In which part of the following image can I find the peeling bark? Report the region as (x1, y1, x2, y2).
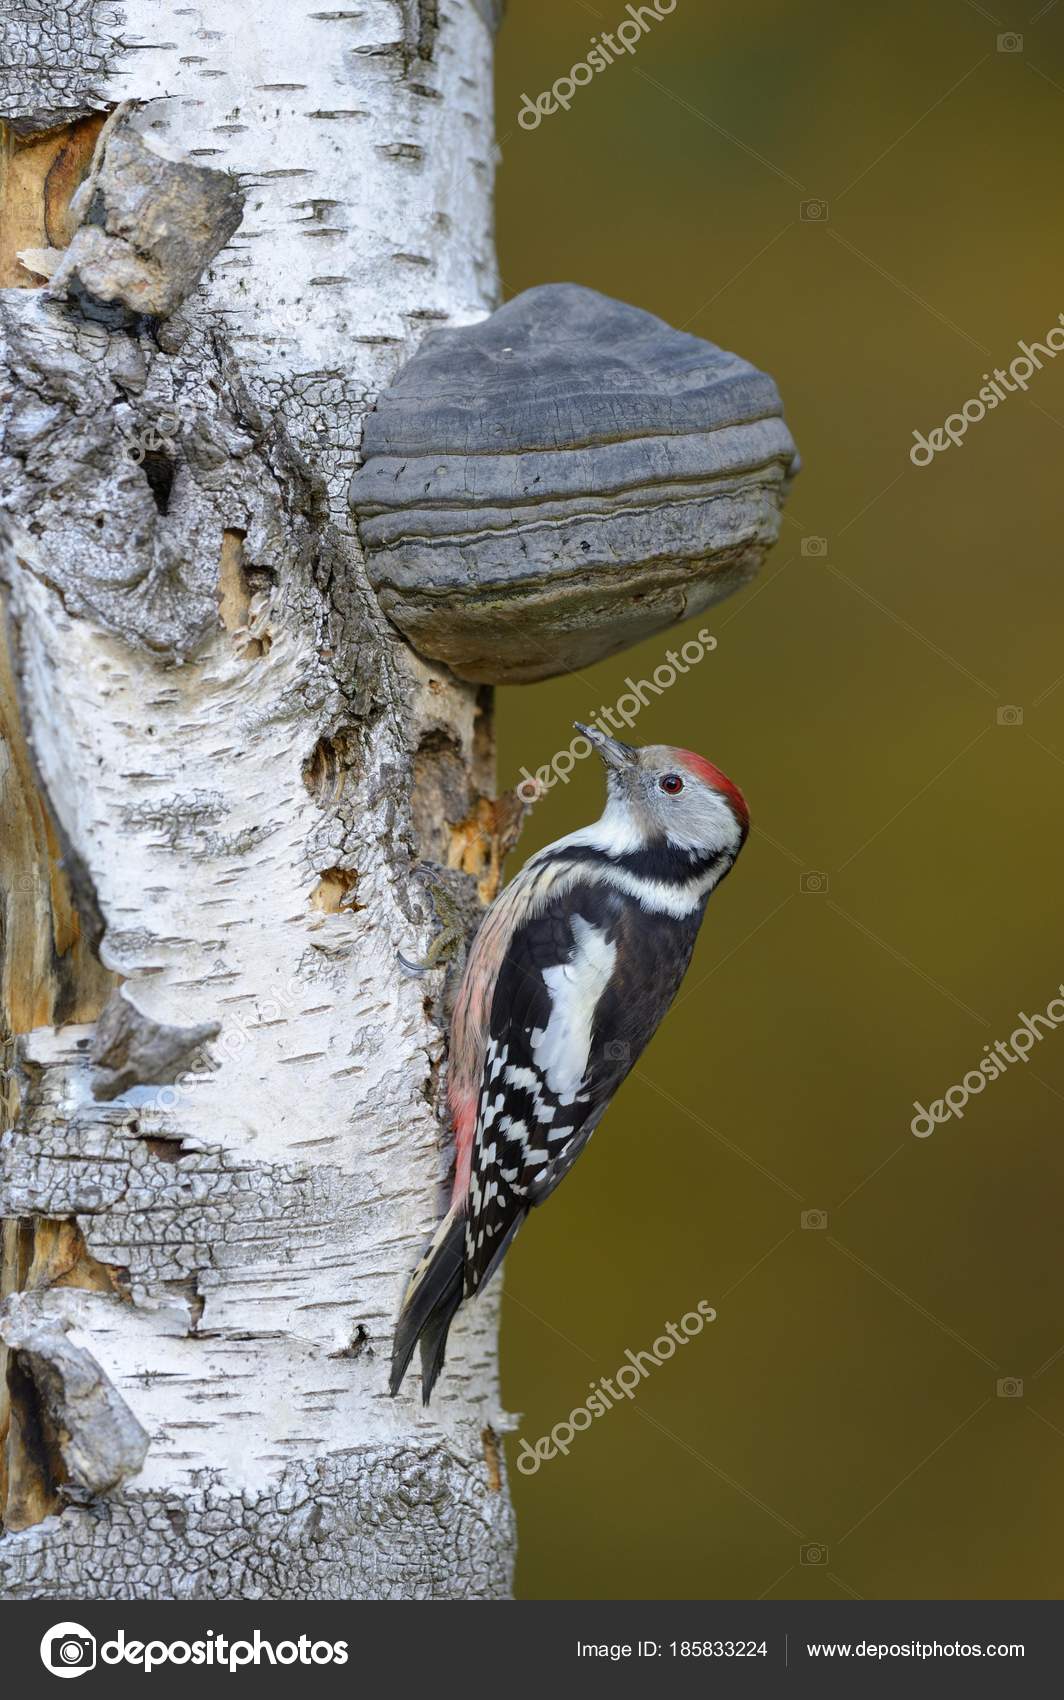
(1, 1289, 150, 1502)
(47, 120, 246, 323)
(0, 0, 514, 1600)
(89, 987, 221, 1103)
(1, 1218, 130, 1532)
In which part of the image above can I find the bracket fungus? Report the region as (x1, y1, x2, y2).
(349, 283, 799, 684)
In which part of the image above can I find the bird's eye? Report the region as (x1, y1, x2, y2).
(659, 774, 684, 795)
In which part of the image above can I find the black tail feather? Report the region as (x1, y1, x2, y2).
(389, 1210, 466, 1404)
(417, 1284, 463, 1406)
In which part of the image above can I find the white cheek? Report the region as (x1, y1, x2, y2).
(664, 793, 741, 855)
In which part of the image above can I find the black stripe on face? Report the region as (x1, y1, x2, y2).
(541, 841, 730, 886)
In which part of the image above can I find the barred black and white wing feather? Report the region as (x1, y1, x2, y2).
(464, 880, 702, 1294)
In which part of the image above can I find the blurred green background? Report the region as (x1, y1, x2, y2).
(492, 0, 1064, 1600)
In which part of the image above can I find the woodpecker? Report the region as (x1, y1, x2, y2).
(390, 724, 749, 1402)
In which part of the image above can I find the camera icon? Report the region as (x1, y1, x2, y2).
(997, 32, 1023, 53)
(800, 198, 829, 222)
(996, 1377, 1023, 1398)
(801, 537, 828, 558)
(800, 1541, 828, 1565)
(801, 1209, 828, 1231)
(800, 871, 829, 895)
(996, 705, 1023, 726)
(40, 1622, 97, 1678)
(604, 1040, 630, 1062)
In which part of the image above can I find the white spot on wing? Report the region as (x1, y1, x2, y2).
(530, 914, 615, 1104)
(503, 1063, 540, 1094)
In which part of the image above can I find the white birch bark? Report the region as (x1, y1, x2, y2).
(0, 0, 515, 1600)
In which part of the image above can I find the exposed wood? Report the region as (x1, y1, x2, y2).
(309, 868, 363, 914)
(1, 1218, 129, 1532)
(482, 1424, 502, 1494)
(448, 791, 528, 906)
(0, 589, 115, 1032)
(1, 569, 117, 1532)
(217, 528, 269, 658)
(0, 116, 104, 288)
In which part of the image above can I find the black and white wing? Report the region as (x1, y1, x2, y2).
(463, 879, 700, 1295)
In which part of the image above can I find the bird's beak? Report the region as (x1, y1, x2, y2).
(574, 722, 637, 771)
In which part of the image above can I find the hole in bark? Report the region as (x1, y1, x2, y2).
(218, 527, 249, 617)
(309, 867, 363, 914)
(482, 1426, 502, 1493)
(139, 448, 174, 515)
(133, 445, 173, 510)
(302, 732, 363, 806)
(329, 1325, 370, 1360)
(140, 1135, 187, 1164)
(217, 528, 269, 657)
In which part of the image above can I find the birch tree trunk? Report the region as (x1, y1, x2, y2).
(0, 0, 515, 1600)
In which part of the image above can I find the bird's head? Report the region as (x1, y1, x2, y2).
(574, 723, 748, 860)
